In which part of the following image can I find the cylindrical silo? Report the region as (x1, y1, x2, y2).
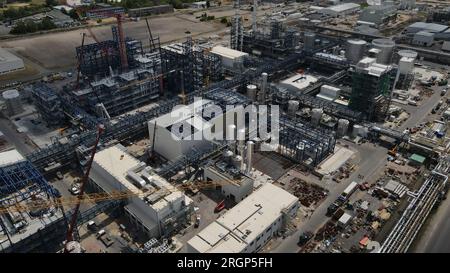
(246, 84, 257, 101)
(371, 38, 396, 65)
(345, 39, 367, 64)
(304, 32, 316, 51)
(288, 100, 299, 116)
(233, 155, 243, 171)
(2, 89, 22, 117)
(311, 108, 323, 125)
(246, 141, 254, 174)
(337, 119, 350, 137)
(224, 150, 234, 165)
(259, 72, 268, 104)
(397, 49, 418, 60)
(352, 124, 363, 138)
(237, 128, 246, 156)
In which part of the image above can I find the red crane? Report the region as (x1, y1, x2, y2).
(87, 8, 128, 71)
(64, 124, 104, 253)
(75, 32, 86, 90)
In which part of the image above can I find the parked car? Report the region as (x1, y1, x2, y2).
(194, 215, 201, 228)
(298, 231, 314, 247)
(68, 183, 81, 195)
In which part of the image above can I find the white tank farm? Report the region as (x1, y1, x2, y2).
(287, 100, 299, 116)
(337, 119, 350, 137)
(311, 108, 323, 125)
(371, 38, 395, 65)
(2, 89, 23, 116)
(246, 84, 257, 101)
(345, 39, 367, 64)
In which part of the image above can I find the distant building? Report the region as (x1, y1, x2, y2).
(191, 1, 207, 9)
(358, 4, 397, 28)
(13, 9, 76, 28)
(187, 183, 300, 253)
(0, 48, 24, 75)
(318, 3, 360, 17)
(128, 5, 174, 18)
(412, 31, 434, 47)
(405, 22, 448, 35)
(349, 57, 394, 121)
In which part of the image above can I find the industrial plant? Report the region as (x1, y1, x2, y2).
(0, 0, 449, 256)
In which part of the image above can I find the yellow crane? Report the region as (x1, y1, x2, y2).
(0, 180, 232, 215)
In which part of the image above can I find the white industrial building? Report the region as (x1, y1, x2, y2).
(0, 48, 24, 75)
(405, 22, 448, 35)
(89, 144, 193, 239)
(187, 183, 299, 253)
(316, 85, 341, 102)
(204, 160, 254, 203)
(210, 46, 248, 72)
(278, 73, 318, 93)
(412, 31, 434, 47)
(318, 3, 360, 17)
(357, 4, 397, 28)
(148, 99, 242, 162)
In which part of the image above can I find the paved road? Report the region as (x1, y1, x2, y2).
(0, 118, 36, 155)
(398, 85, 445, 130)
(272, 142, 388, 253)
(412, 189, 450, 253)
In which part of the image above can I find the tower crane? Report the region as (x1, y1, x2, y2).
(0, 180, 231, 215)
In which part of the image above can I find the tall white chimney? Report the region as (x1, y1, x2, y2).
(246, 141, 254, 174)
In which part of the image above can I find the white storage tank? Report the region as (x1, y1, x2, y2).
(2, 89, 22, 117)
(287, 100, 299, 116)
(246, 84, 257, 101)
(371, 38, 395, 65)
(311, 108, 323, 125)
(397, 49, 418, 60)
(352, 124, 366, 138)
(304, 32, 316, 51)
(345, 39, 367, 64)
(399, 57, 414, 75)
(337, 119, 350, 137)
(259, 72, 268, 103)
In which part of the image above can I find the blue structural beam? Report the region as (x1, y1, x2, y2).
(0, 161, 56, 205)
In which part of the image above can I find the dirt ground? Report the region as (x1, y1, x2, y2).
(0, 15, 223, 71)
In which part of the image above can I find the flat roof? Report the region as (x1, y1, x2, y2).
(324, 3, 360, 12)
(281, 74, 318, 91)
(415, 31, 435, 37)
(0, 48, 22, 63)
(211, 46, 248, 59)
(188, 183, 298, 253)
(410, 154, 426, 164)
(93, 145, 141, 193)
(408, 22, 448, 33)
(0, 149, 25, 167)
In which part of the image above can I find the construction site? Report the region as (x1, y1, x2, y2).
(0, 0, 449, 255)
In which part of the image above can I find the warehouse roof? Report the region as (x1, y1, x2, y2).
(415, 31, 435, 37)
(187, 183, 298, 253)
(324, 3, 360, 12)
(0, 149, 25, 167)
(211, 46, 248, 59)
(0, 48, 22, 63)
(408, 22, 448, 33)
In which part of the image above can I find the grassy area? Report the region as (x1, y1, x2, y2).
(0, 63, 40, 83)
